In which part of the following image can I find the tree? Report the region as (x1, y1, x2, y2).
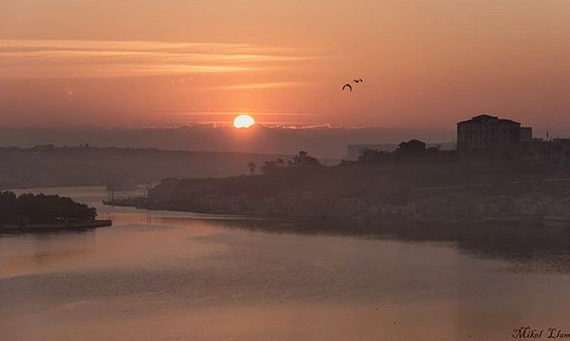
(396, 140, 427, 156)
(290, 151, 321, 168)
(276, 158, 286, 168)
(260, 161, 279, 174)
(247, 162, 257, 175)
(0, 191, 97, 225)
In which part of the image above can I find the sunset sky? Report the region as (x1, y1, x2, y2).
(1, 0, 570, 132)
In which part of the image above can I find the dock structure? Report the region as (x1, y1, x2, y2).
(0, 220, 112, 232)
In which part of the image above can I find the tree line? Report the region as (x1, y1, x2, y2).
(0, 191, 97, 225)
(247, 151, 321, 175)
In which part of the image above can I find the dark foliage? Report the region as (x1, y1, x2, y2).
(0, 191, 97, 225)
(354, 139, 457, 164)
(259, 151, 321, 174)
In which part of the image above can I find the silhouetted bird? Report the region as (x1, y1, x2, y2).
(342, 83, 353, 92)
(354, 79, 363, 83)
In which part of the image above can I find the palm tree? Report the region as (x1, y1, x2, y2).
(247, 162, 257, 175)
(276, 158, 285, 168)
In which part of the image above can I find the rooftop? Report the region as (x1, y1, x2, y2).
(458, 114, 521, 125)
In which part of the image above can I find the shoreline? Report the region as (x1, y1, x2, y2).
(103, 200, 570, 246)
(103, 199, 565, 229)
(0, 220, 112, 233)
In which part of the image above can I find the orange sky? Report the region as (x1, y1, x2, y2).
(1, 0, 570, 132)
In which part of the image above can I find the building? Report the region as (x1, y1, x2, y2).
(545, 138, 570, 165)
(511, 136, 570, 165)
(346, 144, 399, 161)
(346, 142, 456, 161)
(457, 114, 533, 159)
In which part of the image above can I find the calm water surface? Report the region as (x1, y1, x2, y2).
(2, 187, 570, 341)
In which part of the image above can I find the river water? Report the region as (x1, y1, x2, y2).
(2, 186, 570, 341)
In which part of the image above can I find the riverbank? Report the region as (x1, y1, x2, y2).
(103, 197, 570, 250)
(0, 220, 112, 233)
(104, 196, 564, 228)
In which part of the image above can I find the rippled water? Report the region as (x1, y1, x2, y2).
(2, 187, 570, 340)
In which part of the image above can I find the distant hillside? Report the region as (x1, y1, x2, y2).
(0, 145, 290, 190)
(0, 125, 454, 159)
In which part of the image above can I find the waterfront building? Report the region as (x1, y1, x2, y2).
(457, 114, 533, 159)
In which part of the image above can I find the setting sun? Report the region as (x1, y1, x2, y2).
(233, 115, 256, 129)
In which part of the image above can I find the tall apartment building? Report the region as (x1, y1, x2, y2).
(457, 114, 532, 158)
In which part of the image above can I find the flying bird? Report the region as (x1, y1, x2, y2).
(354, 79, 363, 83)
(342, 83, 353, 92)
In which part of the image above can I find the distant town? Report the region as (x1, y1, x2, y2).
(107, 114, 570, 230)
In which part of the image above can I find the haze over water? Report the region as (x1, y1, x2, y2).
(1, 187, 570, 340)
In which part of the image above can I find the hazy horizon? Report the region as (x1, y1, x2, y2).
(0, 124, 458, 159)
